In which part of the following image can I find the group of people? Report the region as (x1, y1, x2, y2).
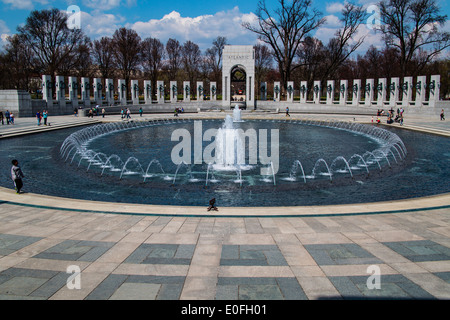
(36, 110, 49, 126)
(373, 108, 404, 125)
(174, 107, 184, 117)
(0, 110, 15, 125)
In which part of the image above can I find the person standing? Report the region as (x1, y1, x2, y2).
(102, 108, 106, 118)
(5, 110, 10, 125)
(9, 112, 14, 125)
(43, 110, 48, 126)
(11, 159, 24, 194)
(139, 107, 143, 117)
(36, 111, 41, 126)
(441, 109, 445, 121)
(0, 110, 4, 125)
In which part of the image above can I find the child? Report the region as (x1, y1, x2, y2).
(207, 198, 218, 212)
(11, 159, 24, 194)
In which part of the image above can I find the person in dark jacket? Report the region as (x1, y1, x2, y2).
(11, 159, 24, 194)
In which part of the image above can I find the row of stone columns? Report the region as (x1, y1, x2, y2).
(260, 75, 441, 107)
(42, 75, 218, 107)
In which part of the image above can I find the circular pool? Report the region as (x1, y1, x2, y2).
(0, 116, 449, 207)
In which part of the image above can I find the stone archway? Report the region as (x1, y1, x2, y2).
(222, 45, 255, 109)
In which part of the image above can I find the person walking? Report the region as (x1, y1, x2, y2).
(285, 107, 290, 117)
(9, 112, 14, 125)
(102, 108, 105, 118)
(139, 107, 143, 117)
(11, 159, 24, 194)
(440, 109, 445, 121)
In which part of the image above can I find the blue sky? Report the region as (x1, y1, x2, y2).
(1, 0, 449, 54)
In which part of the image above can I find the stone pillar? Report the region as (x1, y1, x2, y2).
(300, 81, 307, 104)
(402, 76, 413, 107)
(286, 81, 294, 103)
(157, 81, 165, 104)
(69, 77, 78, 108)
(55, 75, 66, 108)
(130, 80, 139, 105)
(247, 74, 255, 109)
(389, 77, 399, 107)
(183, 81, 191, 102)
(339, 80, 348, 105)
(352, 79, 361, 106)
(42, 75, 52, 105)
(106, 79, 114, 105)
(313, 81, 321, 104)
(169, 81, 177, 103)
(377, 78, 386, 107)
(118, 79, 127, 105)
(429, 75, 440, 107)
(365, 79, 374, 106)
(93, 78, 103, 106)
(260, 82, 267, 101)
(197, 82, 204, 101)
(274, 82, 281, 102)
(326, 80, 334, 105)
(144, 80, 152, 105)
(81, 77, 90, 107)
(415, 76, 426, 107)
(210, 82, 217, 101)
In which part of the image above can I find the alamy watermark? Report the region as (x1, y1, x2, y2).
(66, 265, 81, 290)
(367, 265, 381, 290)
(366, 4, 382, 31)
(66, 5, 81, 30)
(170, 120, 280, 175)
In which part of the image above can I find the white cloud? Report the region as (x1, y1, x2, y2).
(1, 0, 49, 10)
(326, 2, 345, 14)
(128, 6, 259, 50)
(82, 0, 121, 11)
(80, 11, 126, 38)
(0, 20, 10, 47)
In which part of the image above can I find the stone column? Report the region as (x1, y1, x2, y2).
(247, 74, 255, 109)
(169, 81, 177, 103)
(273, 82, 281, 102)
(402, 77, 413, 107)
(42, 75, 52, 105)
(376, 78, 386, 107)
(326, 80, 334, 105)
(260, 82, 267, 101)
(81, 77, 90, 107)
(286, 81, 294, 103)
(415, 76, 426, 107)
(339, 80, 348, 105)
(131, 80, 139, 105)
(300, 81, 307, 104)
(106, 79, 114, 105)
(352, 79, 361, 106)
(313, 81, 321, 104)
(55, 75, 66, 108)
(118, 79, 127, 105)
(157, 81, 165, 104)
(197, 82, 204, 101)
(210, 82, 217, 101)
(428, 75, 440, 107)
(144, 80, 152, 105)
(365, 79, 374, 106)
(69, 77, 78, 108)
(93, 78, 103, 106)
(183, 81, 191, 102)
(389, 77, 399, 107)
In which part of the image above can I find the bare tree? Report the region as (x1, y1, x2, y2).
(17, 8, 87, 78)
(243, 0, 325, 93)
(166, 38, 182, 81)
(92, 37, 116, 79)
(181, 40, 202, 93)
(142, 37, 165, 96)
(112, 27, 142, 89)
(321, 3, 367, 80)
(254, 43, 273, 96)
(378, 0, 450, 77)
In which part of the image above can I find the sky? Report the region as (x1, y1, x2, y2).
(0, 0, 449, 55)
